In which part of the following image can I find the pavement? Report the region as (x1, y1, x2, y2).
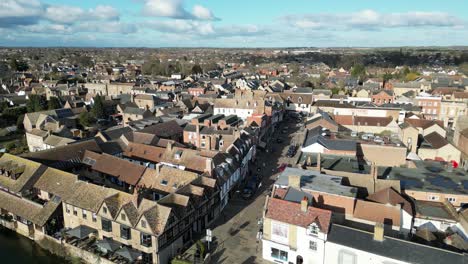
(208, 118, 303, 264)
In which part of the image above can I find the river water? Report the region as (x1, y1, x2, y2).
(0, 227, 69, 264)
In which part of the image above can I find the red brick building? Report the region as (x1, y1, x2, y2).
(371, 90, 394, 105)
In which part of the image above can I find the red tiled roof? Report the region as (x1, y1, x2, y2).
(353, 200, 401, 226)
(404, 118, 444, 129)
(266, 197, 332, 233)
(84, 150, 146, 186)
(424, 132, 449, 149)
(366, 187, 413, 215)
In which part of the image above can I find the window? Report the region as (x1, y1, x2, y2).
(160, 180, 168, 186)
(73, 207, 78, 216)
(141, 220, 147, 228)
(120, 225, 131, 240)
(448, 197, 456, 202)
(309, 241, 317, 251)
(65, 204, 70, 214)
(307, 223, 319, 236)
(103, 206, 108, 214)
(92, 213, 97, 222)
(141, 233, 152, 247)
(271, 248, 288, 261)
(434, 102, 438, 106)
(121, 213, 126, 221)
(338, 250, 356, 264)
(102, 219, 112, 232)
(82, 210, 87, 219)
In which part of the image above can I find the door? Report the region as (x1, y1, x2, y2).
(296, 255, 303, 264)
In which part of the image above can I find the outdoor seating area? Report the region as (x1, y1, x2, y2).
(56, 225, 146, 263)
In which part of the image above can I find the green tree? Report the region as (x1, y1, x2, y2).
(382, 73, 393, 82)
(26, 94, 46, 113)
(405, 72, 420, 82)
(47, 96, 62, 110)
(191, 64, 203, 75)
(0, 101, 9, 113)
(2, 106, 27, 124)
(459, 62, 468, 76)
(10, 59, 29, 72)
(16, 114, 24, 130)
(5, 142, 16, 152)
(79, 112, 95, 127)
(74, 56, 93, 68)
(301, 80, 314, 88)
(331, 88, 341, 95)
(92, 95, 105, 119)
(351, 64, 366, 80)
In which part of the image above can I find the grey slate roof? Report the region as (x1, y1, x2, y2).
(328, 224, 467, 264)
(303, 126, 356, 151)
(275, 167, 358, 197)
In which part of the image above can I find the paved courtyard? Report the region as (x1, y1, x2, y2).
(209, 118, 303, 264)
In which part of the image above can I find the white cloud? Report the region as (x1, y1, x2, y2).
(192, 5, 218, 21)
(45, 5, 119, 24)
(142, 0, 218, 20)
(0, 0, 43, 27)
(44, 6, 85, 24)
(144, 20, 214, 35)
(284, 10, 465, 30)
(88, 5, 119, 21)
(142, 0, 189, 18)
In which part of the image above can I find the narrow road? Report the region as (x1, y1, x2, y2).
(209, 117, 301, 264)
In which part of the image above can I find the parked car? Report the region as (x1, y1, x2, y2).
(286, 145, 297, 157)
(351, 131, 358, 137)
(373, 136, 384, 144)
(278, 163, 288, 172)
(242, 177, 258, 199)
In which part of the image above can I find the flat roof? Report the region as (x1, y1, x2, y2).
(383, 161, 468, 195)
(275, 167, 358, 198)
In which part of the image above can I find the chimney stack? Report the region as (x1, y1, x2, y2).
(317, 153, 321, 171)
(289, 175, 301, 189)
(301, 196, 308, 212)
(155, 163, 162, 175)
(373, 223, 384, 241)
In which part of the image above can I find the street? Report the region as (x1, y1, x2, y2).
(209, 117, 303, 264)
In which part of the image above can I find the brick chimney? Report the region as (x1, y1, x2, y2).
(205, 158, 214, 174)
(373, 223, 384, 241)
(301, 196, 308, 212)
(289, 175, 301, 189)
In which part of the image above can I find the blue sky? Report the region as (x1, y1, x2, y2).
(1, 0, 467, 47)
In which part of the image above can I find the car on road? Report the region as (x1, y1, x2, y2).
(242, 177, 258, 199)
(278, 163, 288, 172)
(286, 145, 297, 157)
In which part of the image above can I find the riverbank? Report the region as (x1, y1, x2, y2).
(0, 227, 70, 264)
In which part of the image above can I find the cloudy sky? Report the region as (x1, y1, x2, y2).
(0, 0, 467, 47)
